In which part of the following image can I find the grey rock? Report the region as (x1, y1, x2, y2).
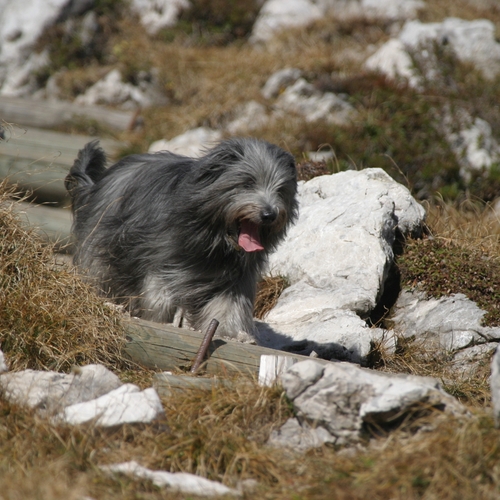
(451, 343, 498, 377)
(0, 349, 7, 373)
(226, 100, 269, 135)
(74, 68, 166, 109)
(129, 0, 191, 35)
(491, 346, 500, 426)
(148, 127, 223, 156)
(440, 107, 500, 183)
(251, 0, 424, 44)
(391, 290, 500, 351)
(55, 384, 165, 426)
(366, 18, 500, 86)
(281, 359, 325, 399)
(261, 68, 303, 100)
(0, 0, 69, 94)
(278, 359, 467, 446)
(250, 0, 324, 44)
(365, 38, 419, 87)
(268, 417, 337, 451)
(274, 78, 355, 125)
(0, 364, 122, 412)
(100, 460, 240, 497)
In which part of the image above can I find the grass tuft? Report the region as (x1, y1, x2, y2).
(0, 182, 132, 372)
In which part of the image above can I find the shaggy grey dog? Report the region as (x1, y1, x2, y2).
(65, 138, 298, 340)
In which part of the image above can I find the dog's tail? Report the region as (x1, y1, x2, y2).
(65, 140, 107, 209)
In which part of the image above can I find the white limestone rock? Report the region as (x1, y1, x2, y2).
(101, 460, 240, 497)
(251, 0, 424, 44)
(391, 290, 500, 351)
(0, 364, 122, 412)
(250, 0, 324, 44)
(55, 384, 164, 426)
(365, 38, 419, 87)
(276, 359, 467, 446)
(274, 78, 355, 125)
(0, 349, 8, 373)
(226, 100, 269, 135)
(268, 417, 337, 451)
(0, 0, 70, 94)
(261, 68, 303, 100)
(440, 107, 500, 183)
(366, 18, 500, 85)
(74, 69, 165, 110)
(260, 169, 425, 362)
(491, 346, 500, 426)
(451, 343, 498, 377)
(148, 127, 223, 156)
(130, 0, 191, 35)
(400, 18, 500, 80)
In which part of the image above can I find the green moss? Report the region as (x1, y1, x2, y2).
(35, 1, 126, 79)
(397, 237, 500, 326)
(159, 0, 261, 46)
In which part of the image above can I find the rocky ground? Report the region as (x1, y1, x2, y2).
(1, 0, 500, 498)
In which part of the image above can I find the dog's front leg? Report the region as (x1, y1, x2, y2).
(197, 292, 257, 343)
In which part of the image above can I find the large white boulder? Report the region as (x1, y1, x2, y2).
(260, 168, 425, 362)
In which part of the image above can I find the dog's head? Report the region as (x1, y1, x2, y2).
(196, 138, 298, 254)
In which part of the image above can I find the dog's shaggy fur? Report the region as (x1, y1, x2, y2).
(65, 138, 298, 339)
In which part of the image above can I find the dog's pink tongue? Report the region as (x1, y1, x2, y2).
(238, 220, 264, 252)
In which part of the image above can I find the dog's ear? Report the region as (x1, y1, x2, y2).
(196, 140, 244, 183)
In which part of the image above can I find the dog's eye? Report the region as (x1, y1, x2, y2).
(243, 181, 253, 189)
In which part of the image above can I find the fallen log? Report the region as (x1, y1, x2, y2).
(13, 201, 72, 250)
(123, 318, 320, 376)
(153, 373, 234, 398)
(0, 95, 137, 131)
(1, 126, 125, 203)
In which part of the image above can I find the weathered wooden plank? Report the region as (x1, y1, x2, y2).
(153, 373, 234, 398)
(0, 127, 125, 203)
(0, 95, 136, 131)
(13, 201, 72, 250)
(123, 318, 314, 376)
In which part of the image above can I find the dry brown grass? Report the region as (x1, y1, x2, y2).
(4, 1, 500, 497)
(425, 199, 500, 256)
(1, 185, 500, 498)
(2, 385, 500, 499)
(0, 183, 132, 372)
(254, 275, 289, 320)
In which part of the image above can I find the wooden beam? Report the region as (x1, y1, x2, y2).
(13, 201, 72, 250)
(0, 96, 136, 131)
(153, 373, 234, 398)
(1, 127, 125, 204)
(123, 318, 318, 376)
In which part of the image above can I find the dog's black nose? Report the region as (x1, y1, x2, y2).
(261, 209, 278, 224)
